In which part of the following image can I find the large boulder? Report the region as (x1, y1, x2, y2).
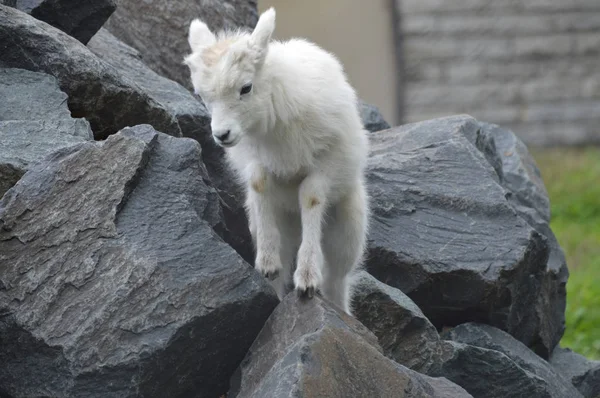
(352, 271, 442, 374)
(87, 28, 253, 263)
(480, 122, 568, 355)
(435, 340, 564, 398)
(229, 293, 472, 398)
(445, 323, 582, 398)
(104, 0, 259, 88)
(2, 0, 116, 44)
(366, 115, 561, 355)
(0, 68, 92, 197)
(0, 5, 180, 140)
(550, 347, 600, 398)
(0, 125, 278, 397)
(359, 100, 391, 132)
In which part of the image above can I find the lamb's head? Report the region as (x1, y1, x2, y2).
(184, 8, 276, 148)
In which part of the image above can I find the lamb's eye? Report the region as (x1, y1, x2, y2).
(240, 83, 253, 96)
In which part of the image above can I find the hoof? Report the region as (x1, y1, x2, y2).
(262, 269, 279, 281)
(296, 286, 316, 299)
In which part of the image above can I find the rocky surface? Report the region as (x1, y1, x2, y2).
(87, 27, 253, 263)
(445, 323, 582, 398)
(482, 122, 550, 221)
(104, 0, 259, 88)
(0, 125, 278, 397)
(352, 271, 441, 374)
(0, 5, 180, 140)
(351, 272, 579, 397)
(2, 0, 116, 44)
(359, 100, 391, 132)
(435, 340, 562, 398)
(0, 68, 92, 197)
(481, 121, 568, 356)
(365, 115, 560, 355)
(229, 293, 472, 398)
(550, 347, 600, 398)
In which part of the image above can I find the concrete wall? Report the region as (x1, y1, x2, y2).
(398, 0, 600, 146)
(258, 0, 400, 125)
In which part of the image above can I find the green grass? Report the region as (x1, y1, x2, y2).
(532, 147, 600, 360)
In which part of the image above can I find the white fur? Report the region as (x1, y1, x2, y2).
(184, 8, 369, 314)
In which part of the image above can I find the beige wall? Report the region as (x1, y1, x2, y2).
(259, 0, 399, 125)
(398, 0, 600, 146)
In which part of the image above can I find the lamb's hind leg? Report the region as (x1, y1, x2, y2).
(322, 183, 368, 314)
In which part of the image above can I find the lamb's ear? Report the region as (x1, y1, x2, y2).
(248, 8, 275, 64)
(188, 19, 216, 52)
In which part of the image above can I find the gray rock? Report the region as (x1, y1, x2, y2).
(445, 323, 582, 398)
(481, 122, 550, 222)
(350, 273, 563, 397)
(87, 27, 253, 263)
(359, 100, 391, 132)
(229, 293, 472, 398)
(366, 115, 557, 354)
(4, 0, 116, 44)
(480, 122, 568, 356)
(87, 28, 210, 138)
(0, 162, 22, 201)
(435, 340, 557, 398)
(104, 0, 259, 88)
(0, 68, 92, 197)
(459, 120, 504, 180)
(0, 5, 180, 140)
(0, 125, 278, 397)
(550, 347, 600, 398)
(352, 271, 442, 374)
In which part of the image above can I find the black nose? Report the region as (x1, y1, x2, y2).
(216, 130, 231, 141)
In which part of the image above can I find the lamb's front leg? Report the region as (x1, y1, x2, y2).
(294, 173, 328, 298)
(248, 166, 282, 280)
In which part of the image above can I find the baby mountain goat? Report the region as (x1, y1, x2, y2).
(184, 8, 369, 314)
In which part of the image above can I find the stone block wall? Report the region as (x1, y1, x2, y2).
(397, 0, 600, 146)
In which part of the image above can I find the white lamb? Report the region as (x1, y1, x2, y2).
(183, 7, 369, 314)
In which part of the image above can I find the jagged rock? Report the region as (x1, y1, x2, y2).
(2, 0, 116, 44)
(435, 340, 561, 398)
(481, 122, 550, 221)
(366, 115, 560, 354)
(481, 122, 568, 356)
(445, 323, 582, 398)
(87, 28, 253, 263)
(359, 100, 391, 132)
(104, 0, 259, 88)
(0, 125, 278, 398)
(350, 272, 568, 397)
(0, 5, 180, 140)
(352, 271, 441, 374)
(550, 347, 600, 398)
(87, 28, 210, 140)
(0, 68, 92, 197)
(229, 293, 472, 398)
